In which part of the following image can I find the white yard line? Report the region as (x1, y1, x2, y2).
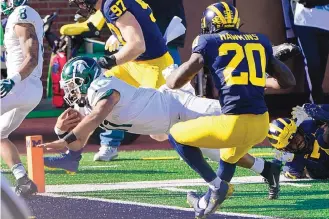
(40, 193, 277, 219)
(160, 187, 197, 193)
(45, 175, 313, 193)
(79, 165, 119, 169)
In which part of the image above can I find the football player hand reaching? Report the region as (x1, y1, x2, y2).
(55, 108, 83, 134)
(0, 79, 16, 98)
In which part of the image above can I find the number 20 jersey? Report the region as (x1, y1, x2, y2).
(192, 30, 274, 115)
(4, 5, 44, 78)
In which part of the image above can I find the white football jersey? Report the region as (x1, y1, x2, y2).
(87, 76, 172, 135)
(4, 5, 44, 78)
(85, 76, 222, 135)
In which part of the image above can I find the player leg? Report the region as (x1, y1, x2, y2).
(0, 77, 42, 197)
(93, 130, 123, 161)
(180, 94, 279, 198)
(169, 113, 269, 217)
(0, 108, 38, 197)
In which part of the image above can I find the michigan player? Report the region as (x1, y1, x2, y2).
(69, 0, 172, 88)
(165, 2, 296, 217)
(41, 57, 284, 198)
(0, 0, 44, 197)
(60, 0, 174, 163)
(269, 104, 329, 179)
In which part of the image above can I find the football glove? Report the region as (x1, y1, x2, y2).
(291, 105, 311, 126)
(105, 35, 120, 52)
(0, 79, 15, 98)
(274, 149, 295, 162)
(273, 43, 301, 62)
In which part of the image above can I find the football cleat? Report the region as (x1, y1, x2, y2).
(93, 146, 118, 162)
(263, 162, 281, 200)
(186, 192, 206, 219)
(15, 175, 38, 198)
(204, 181, 234, 216)
(44, 153, 81, 174)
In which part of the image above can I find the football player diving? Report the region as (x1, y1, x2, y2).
(164, 2, 296, 218)
(40, 54, 292, 200)
(52, 0, 175, 164)
(268, 104, 329, 179)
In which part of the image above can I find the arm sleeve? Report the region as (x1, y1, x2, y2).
(191, 35, 208, 58)
(87, 77, 115, 107)
(11, 6, 38, 25)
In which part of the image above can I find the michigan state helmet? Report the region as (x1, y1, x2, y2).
(60, 56, 101, 106)
(68, 0, 97, 15)
(201, 2, 240, 34)
(1, 0, 27, 15)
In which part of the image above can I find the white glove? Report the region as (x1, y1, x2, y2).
(105, 35, 120, 52)
(162, 64, 178, 80)
(274, 149, 294, 162)
(291, 105, 311, 126)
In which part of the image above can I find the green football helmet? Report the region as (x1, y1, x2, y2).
(1, 0, 27, 15)
(60, 56, 102, 106)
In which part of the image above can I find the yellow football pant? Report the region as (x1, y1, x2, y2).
(104, 52, 173, 88)
(170, 112, 269, 164)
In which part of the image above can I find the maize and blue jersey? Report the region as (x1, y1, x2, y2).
(101, 0, 167, 60)
(283, 119, 329, 179)
(192, 30, 273, 115)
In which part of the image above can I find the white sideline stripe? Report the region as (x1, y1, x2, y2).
(281, 183, 312, 187)
(45, 175, 313, 193)
(80, 165, 119, 169)
(40, 193, 277, 219)
(160, 187, 197, 193)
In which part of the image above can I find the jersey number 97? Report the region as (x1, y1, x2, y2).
(219, 43, 266, 87)
(110, 0, 156, 22)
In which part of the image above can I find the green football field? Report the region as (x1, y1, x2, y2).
(1, 148, 329, 219)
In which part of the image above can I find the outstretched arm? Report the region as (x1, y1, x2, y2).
(40, 91, 120, 151)
(166, 53, 204, 89)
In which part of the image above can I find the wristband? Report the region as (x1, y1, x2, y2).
(63, 131, 78, 144)
(9, 72, 22, 84)
(54, 126, 67, 135)
(98, 55, 117, 69)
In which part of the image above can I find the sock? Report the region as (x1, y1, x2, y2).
(260, 160, 272, 178)
(209, 177, 222, 190)
(251, 157, 265, 174)
(66, 149, 83, 158)
(216, 159, 236, 182)
(11, 163, 26, 180)
(168, 134, 217, 182)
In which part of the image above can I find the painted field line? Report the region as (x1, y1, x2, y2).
(250, 152, 274, 157)
(142, 156, 178, 160)
(45, 175, 313, 193)
(79, 165, 119, 169)
(40, 192, 277, 219)
(160, 187, 197, 193)
(281, 182, 312, 187)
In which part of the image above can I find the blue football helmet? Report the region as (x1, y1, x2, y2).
(268, 118, 313, 154)
(201, 2, 240, 34)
